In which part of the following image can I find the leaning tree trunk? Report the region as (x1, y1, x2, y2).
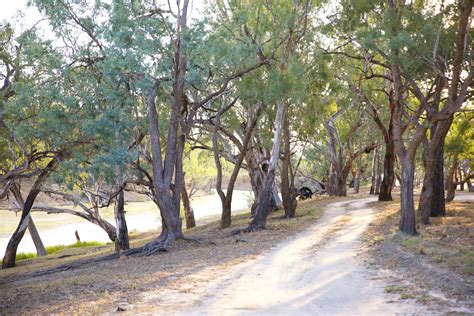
(2, 157, 60, 268)
(399, 160, 417, 235)
(181, 174, 196, 229)
(27, 218, 47, 257)
(114, 190, 129, 251)
(94, 216, 117, 242)
(446, 154, 458, 202)
(8, 183, 47, 257)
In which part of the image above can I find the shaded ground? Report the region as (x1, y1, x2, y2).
(1, 192, 472, 315)
(362, 192, 474, 314)
(133, 198, 427, 315)
(0, 194, 334, 314)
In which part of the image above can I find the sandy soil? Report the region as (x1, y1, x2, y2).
(130, 198, 427, 315)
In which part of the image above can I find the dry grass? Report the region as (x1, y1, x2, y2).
(0, 194, 344, 315)
(362, 195, 474, 311)
(365, 199, 474, 276)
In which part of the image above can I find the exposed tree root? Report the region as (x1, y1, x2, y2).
(2, 233, 217, 284)
(230, 226, 266, 235)
(182, 236, 217, 246)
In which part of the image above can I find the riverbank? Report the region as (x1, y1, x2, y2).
(0, 195, 333, 314)
(0, 190, 253, 257)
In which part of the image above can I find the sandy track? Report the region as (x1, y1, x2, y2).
(132, 198, 427, 315)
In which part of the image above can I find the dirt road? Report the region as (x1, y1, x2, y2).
(133, 198, 427, 315)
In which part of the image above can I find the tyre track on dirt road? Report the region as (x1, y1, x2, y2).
(133, 198, 428, 315)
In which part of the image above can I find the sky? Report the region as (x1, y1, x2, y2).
(0, 0, 205, 26)
(1, 0, 42, 26)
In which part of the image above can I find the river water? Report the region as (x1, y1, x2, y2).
(0, 190, 253, 257)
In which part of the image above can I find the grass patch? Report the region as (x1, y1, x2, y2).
(400, 292, 415, 300)
(16, 241, 105, 261)
(384, 285, 404, 293)
(445, 246, 474, 275)
(401, 236, 422, 250)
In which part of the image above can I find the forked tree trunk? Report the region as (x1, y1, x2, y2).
(153, 191, 183, 249)
(246, 100, 285, 231)
(114, 190, 129, 251)
(213, 103, 260, 228)
(245, 143, 278, 215)
(3, 157, 61, 268)
(8, 183, 47, 257)
(181, 174, 196, 229)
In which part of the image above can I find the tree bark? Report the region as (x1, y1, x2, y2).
(375, 151, 381, 195)
(246, 99, 285, 231)
(418, 0, 473, 222)
(181, 174, 196, 229)
(399, 160, 417, 235)
(379, 137, 395, 201)
(213, 102, 260, 228)
(446, 154, 458, 202)
(3, 157, 61, 268)
(281, 103, 297, 218)
(27, 218, 47, 257)
(114, 190, 129, 251)
(419, 142, 446, 223)
(369, 148, 377, 194)
(459, 169, 465, 190)
(245, 139, 278, 215)
(354, 151, 362, 194)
